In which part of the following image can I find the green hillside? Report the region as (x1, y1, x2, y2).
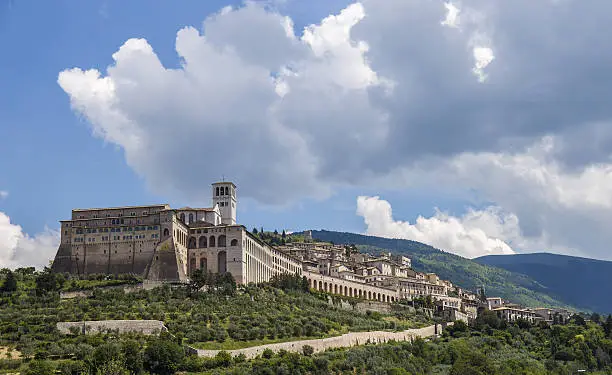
(308, 230, 573, 310)
(476, 253, 612, 313)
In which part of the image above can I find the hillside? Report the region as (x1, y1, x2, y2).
(475, 253, 612, 313)
(308, 230, 574, 310)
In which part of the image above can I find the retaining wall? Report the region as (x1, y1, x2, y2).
(194, 323, 452, 359)
(57, 320, 167, 335)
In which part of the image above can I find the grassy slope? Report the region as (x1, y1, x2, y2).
(309, 230, 574, 309)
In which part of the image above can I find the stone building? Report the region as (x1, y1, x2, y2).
(51, 182, 301, 284)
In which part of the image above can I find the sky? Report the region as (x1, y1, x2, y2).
(2, 0, 612, 268)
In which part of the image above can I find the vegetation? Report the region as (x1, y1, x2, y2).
(190, 311, 612, 374)
(0, 269, 429, 374)
(309, 230, 575, 310)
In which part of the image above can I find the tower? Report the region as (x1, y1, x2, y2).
(212, 182, 237, 225)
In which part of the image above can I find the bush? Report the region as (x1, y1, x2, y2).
(302, 345, 314, 356)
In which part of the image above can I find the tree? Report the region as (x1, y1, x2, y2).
(252, 228, 258, 234)
(590, 312, 601, 324)
(274, 229, 279, 236)
(478, 287, 487, 302)
(604, 315, 612, 338)
(1, 270, 17, 293)
(143, 339, 184, 375)
(302, 345, 314, 356)
(281, 230, 286, 239)
(24, 360, 55, 375)
(35, 267, 64, 295)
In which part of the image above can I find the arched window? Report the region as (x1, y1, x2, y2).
(218, 251, 227, 273)
(189, 213, 193, 223)
(200, 258, 207, 270)
(188, 237, 197, 249)
(218, 235, 226, 247)
(209, 236, 216, 247)
(199, 236, 207, 248)
(163, 228, 169, 237)
(180, 213, 185, 222)
(230, 239, 238, 246)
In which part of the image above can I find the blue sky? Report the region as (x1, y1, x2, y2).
(3, 0, 612, 267)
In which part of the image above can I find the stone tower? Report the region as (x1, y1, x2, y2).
(212, 182, 237, 225)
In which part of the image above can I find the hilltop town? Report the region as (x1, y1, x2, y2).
(49, 181, 572, 326)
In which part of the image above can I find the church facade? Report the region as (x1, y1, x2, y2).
(51, 182, 302, 283)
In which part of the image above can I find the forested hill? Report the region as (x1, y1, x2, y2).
(476, 253, 612, 314)
(307, 230, 573, 310)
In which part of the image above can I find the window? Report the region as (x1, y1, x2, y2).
(225, 186, 229, 195)
(216, 187, 220, 196)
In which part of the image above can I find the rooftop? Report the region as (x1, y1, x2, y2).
(72, 204, 170, 212)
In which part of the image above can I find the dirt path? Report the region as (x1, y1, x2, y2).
(194, 323, 449, 359)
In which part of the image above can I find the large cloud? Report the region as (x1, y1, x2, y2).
(58, 0, 612, 259)
(357, 196, 517, 258)
(0, 212, 59, 269)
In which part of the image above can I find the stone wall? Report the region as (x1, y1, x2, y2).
(57, 320, 167, 335)
(193, 323, 452, 359)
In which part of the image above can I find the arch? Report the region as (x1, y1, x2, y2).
(318, 281, 322, 290)
(188, 213, 194, 223)
(200, 257, 207, 270)
(377, 293, 381, 301)
(218, 235, 227, 247)
(324, 282, 328, 292)
(334, 284, 338, 294)
(189, 258, 196, 272)
(349, 287, 353, 297)
(188, 237, 197, 249)
(368, 291, 372, 300)
(218, 251, 227, 273)
(344, 286, 348, 296)
(199, 236, 207, 248)
(391, 297, 395, 303)
(163, 228, 169, 237)
(180, 213, 185, 222)
(209, 236, 216, 247)
(230, 239, 238, 246)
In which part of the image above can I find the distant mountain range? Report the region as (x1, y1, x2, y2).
(475, 253, 612, 314)
(307, 230, 611, 313)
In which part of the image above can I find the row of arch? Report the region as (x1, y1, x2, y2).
(307, 278, 396, 303)
(189, 251, 228, 274)
(161, 228, 238, 249)
(187, 235, 238, 249)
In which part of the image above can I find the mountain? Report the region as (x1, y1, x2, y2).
(475, 252, 612, 314)
(307, 230, 575, 310)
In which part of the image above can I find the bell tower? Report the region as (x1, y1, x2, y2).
(212, 182, 237, 225)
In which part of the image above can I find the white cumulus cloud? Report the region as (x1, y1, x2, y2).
(357, 196, 516, 258)
(0, 212, 60, 269)
(0, 191, 7, 200)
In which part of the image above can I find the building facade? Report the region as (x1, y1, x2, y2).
(51, 182, 301, 284)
